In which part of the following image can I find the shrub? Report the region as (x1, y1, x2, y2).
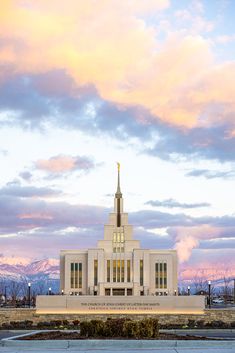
(188, 319, 196, 328)
(53, 320, 62, 327)
(80, 318, 159, 339)
(81, 320, 105, 337)
(196, 320, 205, 328)
(150, 318, 159, 338)
(123, 320, 139, 338)
(36, 321, 54, 328)
(1, 323, 13, 329)
(137, 318, 159, 338)
(210, 320, 227, 328)
(104, 318, 129, 337)
(73, 320, 80, 326)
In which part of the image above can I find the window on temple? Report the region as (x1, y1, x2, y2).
(117, 260, 121, 282)
(127, 260, 131, 282)
(79, 263, 82, 288)
(75, 263, 78, 288)
(113, 230, 125, 253)
(140, 259, 143, 286)
(113, 260, 117, 282)
(121, 260, 125, 282)
(155, 262, 167, 289)
(107, 260, 110, 282)
(70, 262, 82, 289)
(155, 263, 159, 288)
(163, 262, 167, 289)
(94, 259, 98, 286)
(70, 263, 74, 288)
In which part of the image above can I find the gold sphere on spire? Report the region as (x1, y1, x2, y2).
(117, 162, 120, 171)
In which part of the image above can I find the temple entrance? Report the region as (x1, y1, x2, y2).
(112, 288, 125, 296)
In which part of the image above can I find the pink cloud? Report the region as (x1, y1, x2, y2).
(19, 213, 53, 220)
(35, 155, 94, 174)
(173, 225, 224, 263)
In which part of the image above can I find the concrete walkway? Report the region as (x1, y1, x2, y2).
(0, 347, 235, 352)
(1, 338, 235, 353)
(1, 331, 235, 352)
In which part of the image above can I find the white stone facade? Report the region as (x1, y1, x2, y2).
(60, 167, 178, 296)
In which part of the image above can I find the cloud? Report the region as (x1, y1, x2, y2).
(169, 225, 234, 263)
(0, 188, 108, 235)
(0, 149, 8, 156)
(19, 171, 33, 181)
(146, 123, 235, 162)
(35, 154, 95, 175)
(145, 198, 210, 209)
(0, 184, 234, 260)
(0, 0, 235, 134)
(0, 184, 61, 198)
(1, 71, 235, 164)
(179, 248, 235, 283)
(186, 169, 235, 179)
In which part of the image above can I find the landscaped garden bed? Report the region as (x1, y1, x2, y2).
(15, 318, 217, 340)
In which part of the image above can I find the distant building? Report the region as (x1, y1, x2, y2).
(60, 164, 178, 296)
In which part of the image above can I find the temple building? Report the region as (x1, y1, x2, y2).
(60, 164, 178, 296)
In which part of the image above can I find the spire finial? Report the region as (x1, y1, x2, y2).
(115, 162, 122, 198)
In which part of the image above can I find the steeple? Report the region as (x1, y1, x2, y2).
(115, 162, 122, 227)
(115, 162, 122, 199)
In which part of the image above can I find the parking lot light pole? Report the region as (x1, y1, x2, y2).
(187, 286, 190, 296)
(208, 280, 211, 309)
(28, 283, 31, 308)
(49, 287, 52, 295)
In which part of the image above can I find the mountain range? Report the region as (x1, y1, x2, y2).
(0, 257, 234, 294)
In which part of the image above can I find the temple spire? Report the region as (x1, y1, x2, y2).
(115, 162, 122, 198)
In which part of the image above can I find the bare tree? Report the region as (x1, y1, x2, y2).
(8, 281, 22, 306)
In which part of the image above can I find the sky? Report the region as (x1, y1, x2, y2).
(0, 0, 235, 280)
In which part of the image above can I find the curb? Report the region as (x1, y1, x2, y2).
(2, 334, 235, 350)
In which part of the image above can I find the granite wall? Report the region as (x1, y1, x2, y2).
(0, 308, 235, 326)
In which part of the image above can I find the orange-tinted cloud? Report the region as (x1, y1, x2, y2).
(19, 213, 53, 220)
(35, 155, 94, 173)
(0, 0, 234, 129)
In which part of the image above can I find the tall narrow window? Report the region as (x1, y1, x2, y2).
(70, 263, 74, 288)
(159, 263, 163, 288)
(113, 260, 117, 282)
(107, 260, 110, 282)
(155, 263, 159, 288)
(127, 260, 130, 282)
(117, 260, 120, 282)
(140, 259, 143, 286)
(94, 259, 98, 286)
(79, 263, 82, 288)
(163, 262, 167, 289)
(121, 260, 124, 282)
(74, 263, 78, 288)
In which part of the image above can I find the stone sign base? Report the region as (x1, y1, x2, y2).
(36, 295, 205, 315)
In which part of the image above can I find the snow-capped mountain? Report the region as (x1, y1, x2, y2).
(0, 257, 59, 281)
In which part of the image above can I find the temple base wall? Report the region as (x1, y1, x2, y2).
(1, 308, 235, 326)
(36, 295, 205, 315)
